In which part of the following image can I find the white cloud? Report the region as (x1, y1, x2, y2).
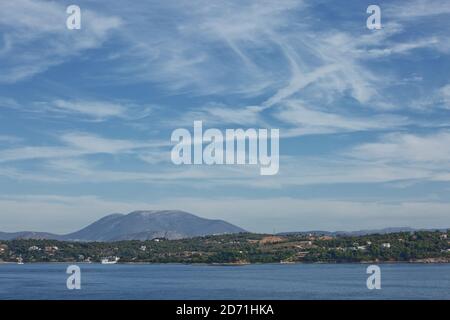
(386, 0, 450, 19)
(276, 158, 432, 186)
(0, 132, 165, 163)
(410, 83, 450, 111)
(274, 100, 409, 136)
(173, 104, 264, 126)
(172, 197, 450, 232)
(0, 146, 82, 163)
(60, 132, 148, 153)
(346, 131, 450, 164)
(365, 37, 441, 57)
(0, 0, 122, 82)
(48, 100, 127, 119)
(109, 0, 389, 105)
(437, 84, 450, 108)
(0, 129, 447, 190)
(0, 135, 22, 144)
(1, 97, 153, 121)
(107, 0, 301, 95)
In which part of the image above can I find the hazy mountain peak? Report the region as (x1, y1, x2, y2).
(0, 210, 246, 241)
(100, 213, 125, 220)
(63, 210, 245, 241)
(129, 210, 191, 216)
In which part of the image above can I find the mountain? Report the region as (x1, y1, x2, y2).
(278, 227, 447, 237)
(3, 213, 444, 242)
(0, 231, 61, 240)
(336, 227, 418, 236)
(0, 210, 246, 241)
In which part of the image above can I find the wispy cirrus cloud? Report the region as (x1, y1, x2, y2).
(346, 130, 450, 165)
(0, 0, 122, 83)
(108, 1, 444, 109)
(171, 103, 264, 127)
(386, 0, 450, 19)
(0, 132, 166, 163)
(44, 100, 128, 119)
(1, 0, 450, 232)
(1, 97, 153, 121)
(274, 100, 409, 137)
(0, 135, 23, 144)
(38, 99, 152, 121)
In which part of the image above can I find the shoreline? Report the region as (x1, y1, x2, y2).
(3, 231, 448, 265)
(2, 260, 450, 266)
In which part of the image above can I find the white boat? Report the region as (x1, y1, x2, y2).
(17, 257, 24, 265)
(101, 256, 120, 264)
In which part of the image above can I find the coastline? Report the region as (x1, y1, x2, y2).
(2, 231, 449, 265)
(2, 260, 450, 265)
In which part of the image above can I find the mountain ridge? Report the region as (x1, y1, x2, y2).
(0, 210, 246, 241)
(2, 212, 447, 241)
(277, 227, 448, 237)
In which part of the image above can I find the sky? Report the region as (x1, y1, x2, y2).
(0, 0, 450, 233)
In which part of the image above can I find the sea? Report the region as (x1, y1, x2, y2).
(0, 263, 449, 300)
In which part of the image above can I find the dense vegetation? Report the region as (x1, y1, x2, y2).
(1, 230, 449, 264)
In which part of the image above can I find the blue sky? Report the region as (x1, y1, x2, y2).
(0, 0, 450, 233)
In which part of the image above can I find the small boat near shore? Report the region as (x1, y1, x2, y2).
(101, 256, 120, 264)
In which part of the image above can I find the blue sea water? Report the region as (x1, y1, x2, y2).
(0, 263, 449, 300)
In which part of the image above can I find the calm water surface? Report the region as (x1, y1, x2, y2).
(0, 263, 449, 299)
